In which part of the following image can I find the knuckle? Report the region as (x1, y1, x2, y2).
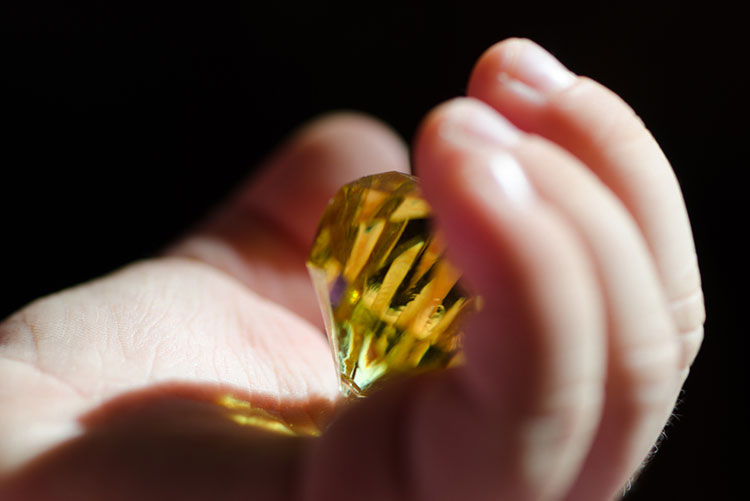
(679, 326, 704, 371)
(670, 286, 706, 333)
(620, 334, 682, 412)
(669, 285, 705, 369)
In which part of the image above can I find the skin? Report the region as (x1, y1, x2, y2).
(0, 38, 704, 500)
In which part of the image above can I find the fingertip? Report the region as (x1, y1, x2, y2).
(414, 96, 521, 179)
(469, 38, 577, 97)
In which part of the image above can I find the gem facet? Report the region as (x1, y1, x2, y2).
(307, 172, 477, 397)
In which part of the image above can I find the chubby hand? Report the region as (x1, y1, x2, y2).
(0, 39, 703, 501)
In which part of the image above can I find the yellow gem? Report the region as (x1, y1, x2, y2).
(307, 172, 477, 397)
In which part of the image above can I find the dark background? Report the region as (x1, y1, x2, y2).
(1, 1, 744, 499)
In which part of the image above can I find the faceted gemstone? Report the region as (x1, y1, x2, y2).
(307, 171, 477, 398)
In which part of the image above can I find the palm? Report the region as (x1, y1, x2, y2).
(0, 260, 339, 499)
(0, 114, 398, 498)
(3, 256, 339, 417)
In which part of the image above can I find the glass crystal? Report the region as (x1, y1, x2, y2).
(307, 171, 477, 398)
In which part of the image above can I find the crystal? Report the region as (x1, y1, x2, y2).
(217, 394, 323, 437)
(307, 172, 477, 398)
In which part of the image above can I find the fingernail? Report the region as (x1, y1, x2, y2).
(472, 151, 535, 207)
(439, 100, 534, 206)
(497, 72, 547, 104)
(509, 40, 577, 94)
(439, 99, 521, 148)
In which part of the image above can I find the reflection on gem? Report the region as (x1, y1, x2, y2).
(307, 172, 477, 398)
(217, 394, 322, 437)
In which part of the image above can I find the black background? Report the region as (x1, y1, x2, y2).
(1, 1, 744, 499)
